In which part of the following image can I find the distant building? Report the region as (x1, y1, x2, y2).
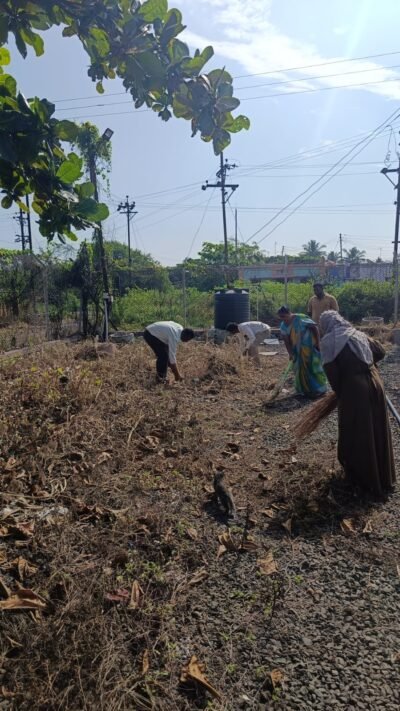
(238, 261, 393, 283)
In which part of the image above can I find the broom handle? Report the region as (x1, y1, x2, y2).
(386, 396, 400, 427)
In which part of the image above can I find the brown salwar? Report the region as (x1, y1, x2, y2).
(324, 340, 395, 498)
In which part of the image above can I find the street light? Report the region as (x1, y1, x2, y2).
(102, 127, 114, 142)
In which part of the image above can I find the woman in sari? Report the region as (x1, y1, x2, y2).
(278, 306, 327, 397)
(320, 310, 395, 498)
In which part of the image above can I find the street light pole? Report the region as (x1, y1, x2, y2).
(381, 153, 400, 324)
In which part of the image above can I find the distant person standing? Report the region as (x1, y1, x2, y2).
(308, 283, 339, 325)
(226, 321, 271, 365)
(143, 321, 194, 383)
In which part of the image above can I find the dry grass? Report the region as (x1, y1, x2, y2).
(1, 341, 289, 709)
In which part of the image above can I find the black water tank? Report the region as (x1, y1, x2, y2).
(214, 288, 250, 330)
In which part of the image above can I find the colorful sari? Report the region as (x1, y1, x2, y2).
(280, 314, 327, 397)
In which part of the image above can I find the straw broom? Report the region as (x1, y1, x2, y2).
(293, 391, 338, 438)
(265, 361, 293, 405)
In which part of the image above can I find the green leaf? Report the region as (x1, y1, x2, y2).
(212, 128, 231, 155)
(0, 17, 8, 45)
(0, 74, 17, 97)
(56, 153, 83, 183)
(172, 94, 193, 120)
(54, 120, 79, 142)
(17, 200, 29, 213)
(62, 26, 77, 38)
(65, 230, 78, 241)
(14, 31, 28, 59)
(181, 46, 214, 75)
(1, 195, 13, 209)
(215, 97, 240, 112)
(32, 199, 44, 215)
(217, 82, 233, 99)
(0, 48, 10, 66)
(20, 28, 44, 57)
(76, 198, 109, 221)
(30, 97, 55, 123)
(77, 182, 95, 199)
(89, 28, 110, 57)
(96, 81, 105, 94)
(207, 69, 233, 88)
(160, 9, 185, 46)
(223, 114, 251, 133)
(168, 38, 190, 64)
(139, 0, 168, 22)
(136, 51, 166, 85)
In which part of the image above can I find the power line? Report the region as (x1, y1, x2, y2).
(54, 76, 400, 118)
(237, 62, 400, 92)
(245, 105, 400, 245)
(52, 49, 400, 104)
(185, 188, 216, 260)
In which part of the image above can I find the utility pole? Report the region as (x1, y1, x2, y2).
(25, 195, 33, 252)
(117, 195, 138, 267)
(381, 151, 400, 324)
(13, 209, 26, 250)
(202, 152, 239, 266)
(339, 232, 345, 282)
(88, 127, 114, 340)
(235, 208, 238, 263)
(182, 266, 187, 326)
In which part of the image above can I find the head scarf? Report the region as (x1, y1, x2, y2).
(320, 310, 373, 366)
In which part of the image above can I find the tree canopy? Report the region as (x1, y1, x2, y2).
(0, 1, 249, 242)
(301, 240, 327, 258)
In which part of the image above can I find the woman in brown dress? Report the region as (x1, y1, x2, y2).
(320, 311, 395, 498)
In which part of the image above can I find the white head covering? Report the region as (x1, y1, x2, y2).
(320, 310, 373, 366)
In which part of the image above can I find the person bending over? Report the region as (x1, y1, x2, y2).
(226, 321, 271, 366)
(144, 321, 194, 383)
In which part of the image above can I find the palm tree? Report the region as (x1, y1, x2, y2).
(327, 250, 341, 262)
(344, 247, 366, 263)
(301, 240, 327, 258)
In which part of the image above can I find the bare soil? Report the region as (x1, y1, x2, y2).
(0, 339, 399, 710)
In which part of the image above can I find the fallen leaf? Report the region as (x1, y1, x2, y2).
(261, 508, 277, 519)
(203, 484, 214, 494)
(0, 588, 48, 611)
(142, 649, 150, 675)
(128, 580, 144, 610)
(291, 456, 298, 464)
(186, 527, 198, 540)
(392, 651, 400, 663)
(362, 520, 373, 534)
(240, 538, 258, 553)
(188, 567, 209, 586)
(97, 451, 112, 464)
(4, 458, 17, 471)
(258, 551, 278, 576)
(281, 518, 292, 535)
(180, 655, 222, 701)
(0, 522, 34, 539)
(0, 575, 11, 598)
(270, 669, 284, 688)
(15, 557, 38, 581)
(218, 531, 236, 551)
(340, 518, 357, 535)
(105, 588, 130, 604)
(0, 549, 7, 565)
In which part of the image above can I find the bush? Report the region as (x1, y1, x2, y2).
(112, 287, 213, 329)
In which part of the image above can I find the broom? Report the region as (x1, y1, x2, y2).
(293, 391, 338, 438)
(265, 360, 293, 405)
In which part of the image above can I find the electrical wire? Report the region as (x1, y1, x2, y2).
(185, 188, 216, 260)
(245, 105, 400, 245)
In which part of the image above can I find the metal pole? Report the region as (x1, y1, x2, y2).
(89, 153, 110, 340)
(126, 196, 132, 267)
(284, 254, 288, 305)
(182, 267, 187, 327)
(18, 208, 26, 251)
(220, 152, 228, 266)
(25, 195, 33, 252)
(235, 208, 238, 263)
(393, 158, 400, 324)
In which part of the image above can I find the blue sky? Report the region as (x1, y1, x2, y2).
(2, 0, 400, 263)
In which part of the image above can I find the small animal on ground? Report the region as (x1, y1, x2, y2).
(213, 469, 236, 519)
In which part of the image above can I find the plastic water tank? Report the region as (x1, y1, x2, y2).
(214, 288, 250, 330)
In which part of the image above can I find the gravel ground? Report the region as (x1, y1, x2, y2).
(253, 346, 400, 711)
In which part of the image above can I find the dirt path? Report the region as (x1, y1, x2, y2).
(0, 341, 399, 710)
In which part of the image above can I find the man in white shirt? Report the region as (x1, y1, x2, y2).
(144, 321, 194, 382)
(226, 321, 271, 365)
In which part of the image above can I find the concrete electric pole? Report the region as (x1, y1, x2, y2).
(117, 195, 138, 268)
(202, 153, 239, 266)
(381, 153, 400, 324)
